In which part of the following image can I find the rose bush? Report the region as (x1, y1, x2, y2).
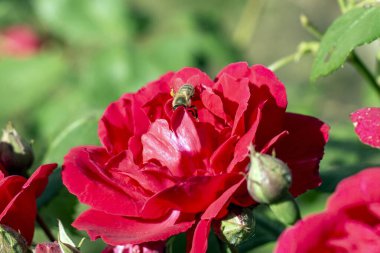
(62, 62, 329, 252)
(275, 167, 380, 253)
(0, 164, 56, 244)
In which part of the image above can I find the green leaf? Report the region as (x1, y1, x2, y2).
(0, 53, 67, 122)
(32, 0, 131, 45)
(40, 188, 78, 235)
(58, 220, 81, 253)
(311, 6, 380, 81)
(37, 113, 100, 207)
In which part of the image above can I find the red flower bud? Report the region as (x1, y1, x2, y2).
(35, 242, 62, 253)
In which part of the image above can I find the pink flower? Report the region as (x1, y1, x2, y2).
(35, 242, 62, 253)
(0, 164, 56, 244)
(0, 25, 41, 57)
(102, 241, 165, 253)
(62, 62, 329, 252)
(275, 168, 380, 253)
(351, 107, 380, 148)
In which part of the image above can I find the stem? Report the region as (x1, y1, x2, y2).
(268, 53, 298, 72)
(226, 244, 239, 253)
(233, 0, 264, 48)
(268, 42, 319, 72)
(36, 213, 56, 242)
(255, 213, 284, 237)
(300, 15, 322, 40)
(349, 51, 380, 97)
(338, 0, 347, 12)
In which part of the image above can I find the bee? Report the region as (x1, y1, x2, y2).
(171, 84, 198, 118)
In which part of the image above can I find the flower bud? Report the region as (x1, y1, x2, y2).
(0, 122, 34, 175)
(0, 224, 29, 253)
(212, 207, 255, 247)
(247, 150, 291, 204)
(102, 242, 165, 253)
(35, 242, 62, 253)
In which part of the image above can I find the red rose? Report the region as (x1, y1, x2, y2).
(275, 168, 380, 253)
(102, 241, 165, 253)
(0, 25, 41, 57)
(351, 107, 380, 149)
(0, 164, 56, 244)
(62, 62, 329, 252)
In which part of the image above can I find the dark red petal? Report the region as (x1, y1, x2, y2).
(217, 75, 251, 136)
(327, 167, 380, 212)
(0, 176, 26, 211)
(351, 107, 380, 148)
(210, 135, 238, 174)
(215, 62, 251, 81)
(73, 209, 195, 245)
(142, 110, 203, 177)
(139, 72, 174, 122)
(200, 87, 228, 122)
(62, 147, 144, 216)
(99, 94, 150, 154)
(275, 113, 329, 196)
(106, 150, 175, 194)
(170, 67, 213, 91)
(0, 164, 56, 244)
(201, 176, 246, 219)
(141, 174, 242, 219)
(249, 65, 287, 109)
(23, 163, 57, 196)
(226, 106, 262, 173)
(188, 220, 211, 253)
(0, 190, 36, 244)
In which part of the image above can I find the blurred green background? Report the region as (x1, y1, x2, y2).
(0, 0, 379, 252)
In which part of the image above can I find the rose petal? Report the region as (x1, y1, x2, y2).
(99, 94, 150, 154)
(106, 150, 175, 194)
(328, 221, 380, 252)
(200, 87, 228, 123)
(73, 209, 195, 245)
(275, 113, 329, 196)
(0, 164, 56, 244)
(62, 147, 144, 216)
(188, 220, 211, 253)
(275, 212, 344, 253)
(215, 62, 251, 81)
(169, 67, 213, 92)
(141, 174, 242, 219)
(351, 107, 380, 148)
(327, 167, 380, 212)
(201, 176, 246, 219)
(142, 109, 203, 177)
(226, 106, 262, 173)
(0, 176, 26, 211)
(249, 65, 287, 109)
